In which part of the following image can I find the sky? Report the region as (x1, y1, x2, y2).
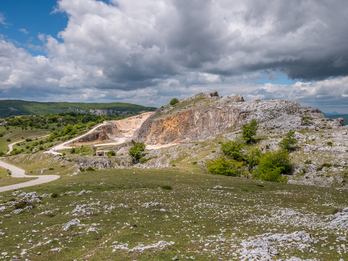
(0, 0, 348, 112)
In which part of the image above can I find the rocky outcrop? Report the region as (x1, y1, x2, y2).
(133, 92, 344, 145)
(77, 122, 125, 142)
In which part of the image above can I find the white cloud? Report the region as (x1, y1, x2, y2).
(19, 28, 29, 34)
(0, 13, 6, 25)
(0, 0, 348, 112)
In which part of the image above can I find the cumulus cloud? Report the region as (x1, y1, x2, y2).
(1, 0, 348, 111)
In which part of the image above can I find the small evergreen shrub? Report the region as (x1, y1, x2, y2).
(279, 130, 298, 151)
(161, 185, 173, 190)
(86, 167, 95, 171)
(170, 98, 179, 106)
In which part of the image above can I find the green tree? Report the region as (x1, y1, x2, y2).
(254, 150, 291, 182)
(129, 142, 146, 163)
(247, 147, 262, 172)
(170, 98, 179, 106)
(242, 119, 258, 143)
(279, 130, 298, 151)
(220, 141, 245, 161)
(206, 155, 245, 176)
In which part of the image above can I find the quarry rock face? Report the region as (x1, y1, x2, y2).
(133, 92, 344, 145)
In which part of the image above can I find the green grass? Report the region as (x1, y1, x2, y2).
(0, 162, 347, 260)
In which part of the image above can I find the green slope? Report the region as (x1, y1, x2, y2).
(0, 100, 157, 117)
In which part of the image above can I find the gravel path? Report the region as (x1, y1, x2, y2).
(0, 159, 60, 193)
(44, 123, 107, 156)
(6, 140, 25, 155)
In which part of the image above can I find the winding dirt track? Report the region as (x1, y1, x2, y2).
(0, 159, 59, 193)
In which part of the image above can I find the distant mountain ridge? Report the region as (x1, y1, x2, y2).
(323, 112, 348, 125)
(0, 100, 157, 118)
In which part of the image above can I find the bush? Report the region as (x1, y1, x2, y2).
(70, 148, 76, 154)
(247, 147, 262, 172)
(254, 150, 291, 182)
(327, 141, 333, 147)
(14, 200, 33, 209)
(0, 151, 4, 157)
(279, 130, 298, 151)
(86, 167, 95, 171)
(51, 193, 59, 198)
(129, 142, 146, 163)
(6, 139, 11, 142)
(170, 98, 179, 106)
(220, 141, 245, 161)
(161, 185, 173, 190)
(206, 155, 245, 177)
(242, 119, 258, 143)
(107, 150, 116, 157)
(38, 146, 44, 151)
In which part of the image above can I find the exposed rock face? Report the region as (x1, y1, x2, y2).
(77, 122, 124, 142)
(133, 92, 343, 145)
(112, 112, 154, 137)
(76, 112, 154, 143)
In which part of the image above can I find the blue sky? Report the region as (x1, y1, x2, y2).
(0, 0, 348, 113)
(0, 0, 68, 56)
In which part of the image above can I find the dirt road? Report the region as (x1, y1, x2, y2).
(0, 159, 60, 193)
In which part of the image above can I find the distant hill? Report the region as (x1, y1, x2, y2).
(0, 100, 157, 118)
(323, 113, 348, 126)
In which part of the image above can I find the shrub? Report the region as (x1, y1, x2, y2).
(170, 98, 179, 106)
(129, 142, 146, 163)
(14, 200, 33, 209)
(38, 146, 44, 151)
(327, 141, 333, 147)
(279, 130, 298, 151)
(242, 119, 258, 143)
(247, 147, 262, 172)
(206, 155, 245, 177)
(254, 150, 291, 183)
(86, 167, 95, 171)
(70, 148, 76, 154)
(161, 185, 173, 190)
(48, 168, 54, 170)
(0, 151, 4, 157)
(6, 139, 11, 142)
(51, 193, 59, 198)
(220, 141, 245, 161)
(25, 138, 32, 142)
(107, 150, 116, 157)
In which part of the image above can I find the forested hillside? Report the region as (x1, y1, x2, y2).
(0, 100, 156, 117)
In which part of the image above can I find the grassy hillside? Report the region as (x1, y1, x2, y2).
(1, 154, 348, 260)
(0, 100, 157, 117)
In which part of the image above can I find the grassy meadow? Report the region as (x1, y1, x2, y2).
(0, 153, 348, 260)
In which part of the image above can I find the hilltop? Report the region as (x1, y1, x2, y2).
(0, 100, 157, 118)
